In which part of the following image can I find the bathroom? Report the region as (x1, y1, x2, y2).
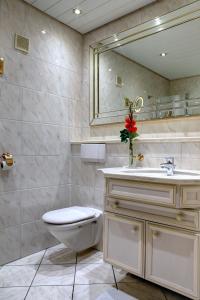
(1, 0, 200, 299)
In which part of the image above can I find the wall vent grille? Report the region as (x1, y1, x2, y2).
(14, 34, 29, 53)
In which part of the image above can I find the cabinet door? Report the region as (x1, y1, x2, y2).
(104, 213, 144, 277)
(146, 222, 199, 298)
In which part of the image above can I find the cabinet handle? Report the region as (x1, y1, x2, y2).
(111, 201, 119, 209)
(176, 212, 184, 221)
(131, 225, 139, 233)
(153, 230, 160, 238)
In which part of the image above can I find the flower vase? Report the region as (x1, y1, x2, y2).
(128, 138, 137, 168)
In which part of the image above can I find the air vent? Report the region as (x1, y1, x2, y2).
(14, 34, 29, 54)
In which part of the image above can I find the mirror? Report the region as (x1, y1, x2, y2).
(90, 2, 200, 125)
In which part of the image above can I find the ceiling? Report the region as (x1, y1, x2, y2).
(116, 17, 200, 80)
(24, 0, 156, 34)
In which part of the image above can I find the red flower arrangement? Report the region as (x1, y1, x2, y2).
(125, 116, 137, 133)
(120, 105, 139, 167)
(120, 114, 139, 143)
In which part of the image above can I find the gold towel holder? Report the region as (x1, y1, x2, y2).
(0, 57, 4, 76)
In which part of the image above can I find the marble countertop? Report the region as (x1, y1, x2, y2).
(99, 167, 200, 184)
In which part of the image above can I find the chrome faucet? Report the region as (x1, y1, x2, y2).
(160, 157, 175, 176)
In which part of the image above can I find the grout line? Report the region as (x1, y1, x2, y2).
(0, 283, 118, 288)
(111, 265, 118, 289)
(0, 184, 70, 196)
(3, 263, 76, 267)
(24, 249, 47, 299)
(0, 116, 66, 127)
(71, 253, 78, 300)
(0, 283, 119, 288)
(0, 285, 73, 288)
(162, 289, 168, 300)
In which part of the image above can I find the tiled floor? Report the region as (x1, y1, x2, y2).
(0, 244, 190, 300)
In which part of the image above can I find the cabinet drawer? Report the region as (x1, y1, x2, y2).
(181, 186, 200, 208)
(146, 222, 199, 298)
(107, 179, 175, 207)
(106, 197, 200, 230)
(104, 212, 144, 277)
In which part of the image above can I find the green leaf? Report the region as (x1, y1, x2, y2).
(120, 129, 129, 143)
(129, 132, 139, 140)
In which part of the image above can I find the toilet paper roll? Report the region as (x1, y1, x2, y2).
(1, 160, 13, 171)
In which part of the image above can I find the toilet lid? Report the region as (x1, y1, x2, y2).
(42, 206, 96, 225)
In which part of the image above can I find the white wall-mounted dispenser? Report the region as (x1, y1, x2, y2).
(81, 144, 106, 163)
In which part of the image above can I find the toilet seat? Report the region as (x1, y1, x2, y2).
(42, 206, 97, 225)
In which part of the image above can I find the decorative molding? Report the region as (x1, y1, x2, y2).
(71, 136, 200, 144)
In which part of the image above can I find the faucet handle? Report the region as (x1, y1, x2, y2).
(165, 157, 174, 164)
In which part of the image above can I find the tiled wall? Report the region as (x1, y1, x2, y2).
(0, 0, 82, 264)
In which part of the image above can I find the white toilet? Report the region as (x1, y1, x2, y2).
(42, 206, 103, 252)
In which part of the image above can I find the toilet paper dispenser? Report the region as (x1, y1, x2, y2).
(0, 153, 15, 170)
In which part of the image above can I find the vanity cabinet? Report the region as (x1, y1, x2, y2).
(102, 176, 200, 299)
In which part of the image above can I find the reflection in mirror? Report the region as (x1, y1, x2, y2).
(98, 17, 200, 122)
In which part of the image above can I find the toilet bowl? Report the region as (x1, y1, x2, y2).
(42, 206, 103, 252)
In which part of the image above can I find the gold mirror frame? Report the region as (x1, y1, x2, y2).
(90, 0, 200, 126)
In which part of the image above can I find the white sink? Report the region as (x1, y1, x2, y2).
(100, 167, 200, 183)
(121, 168, 200, 177)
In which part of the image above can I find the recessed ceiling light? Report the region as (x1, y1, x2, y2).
(160, 52, 167, 57)
(155, 17, 161, 25)
(41, 29, 47, 34)
(108, 68, 112, 72)
(114, 34, 118, 42)
(73, 8, 81, 15)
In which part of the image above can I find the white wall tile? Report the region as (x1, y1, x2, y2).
(0, 191, 21, 228)
(0, 0, 82, 264)
(21, 220, 58, 257)
(0, 81, 22, 120)
(0, 226, 21, 265)
(20, 185, 70, 223)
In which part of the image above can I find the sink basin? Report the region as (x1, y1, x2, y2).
(99, 167, 200, 183)
(121, 168, 200, 177)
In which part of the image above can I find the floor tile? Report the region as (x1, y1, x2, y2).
(117, 282, 166, 300)
(41, 244, 76, 265)
(77, 249, 103, 264)
(26, 285, 73, 300)
(0, 287, 29, 300)
(113, 268, 138, 283)
(73, 284, 118, 300)
(0, 265, 38, 287)
(163, 289, 190, 300)
(75, 263, 115, 285)
(6, 250, 45, 266)
(96, 288, 138, 300)
(32, 264, 75, 286)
